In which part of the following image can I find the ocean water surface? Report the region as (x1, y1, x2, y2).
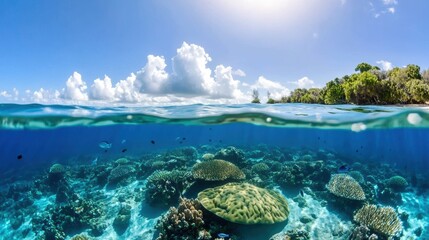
(0, 103, 428, 240)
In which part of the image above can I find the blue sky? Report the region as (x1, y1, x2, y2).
(1, 0, 428, 104)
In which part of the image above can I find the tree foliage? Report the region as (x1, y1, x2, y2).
(272, 63, 429, 105)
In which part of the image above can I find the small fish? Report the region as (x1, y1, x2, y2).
(338, 165, 351, 173)
(218, 233, 230, 238)
(209, 139, 212, 142)
(182, 137, 186, 141)
(92, 157, 98, 165)
(150, 140, 155, 144)
(121, 139, 127, 144)
(17, 154, 23, 160)
(99, 141, 112, 149)
(299, 189, 304, 197)
(121, 148, 127, 153)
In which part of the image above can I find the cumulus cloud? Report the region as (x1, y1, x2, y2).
(114, 73, 142, 102)
(170, 42, 214, 95)
(387, 7, 395, 13)
(291, 77, 317, 89)
(62, 72, 89, 101)
(232, 69, 246, 77)
(89, 75, 115, 100)
(135, 55, 169, 94)
(6, 42, 293, 105)
(252, 76, 290, 100)
(376, 60, 394, 71)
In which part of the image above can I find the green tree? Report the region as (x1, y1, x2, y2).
(355, 62, 379, 73)
(251, 89, 260, 103)
(323, 78, 346, 104)
(405, 79, 429, 103)
(343, 72, 380, 104)
(405, 64, 422, 80)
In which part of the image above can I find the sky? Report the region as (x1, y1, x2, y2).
(0, 0, 428, 104)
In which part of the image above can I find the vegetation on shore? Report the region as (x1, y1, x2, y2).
(252, 63, 429, 105)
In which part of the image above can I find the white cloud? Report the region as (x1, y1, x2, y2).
(135, 55, 169, 94)
(114, 73, 142, 102)
(252, 76, 290, 100)
(62, 72, 89, 101)
(376, 60, 394, 71)
(371, 0, 398, 18)
(171, 42, 214, 95)
(232, 69, 246, 77)
(211, 65, 244, 99)
(33, 88, 60, 102)
(89, 75, 115, 100)
(382, 0, 398, 5)
(292, 76, 317, 89)
(0, 91, 11, 98)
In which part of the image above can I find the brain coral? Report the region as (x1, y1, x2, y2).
(385, 175, 408, 191)
(354, 204, 402, 237)
(192, 159, 245, 181)
(327, 174, 366, 200)
(197, 183, 289, 224)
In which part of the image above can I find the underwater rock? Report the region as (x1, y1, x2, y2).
(192, 159, 245, 181)
(385, 175, 408, 192)
(327, 174, 366, 200)
(113, 204, 131, 235)
(214, 146, 246, 166)
(156, 198, 206, 240)
(349, 225, 371, 240)
(198, 182, 289, 224)
(145, 170, 194, 206)
(10, 212, 25, 230)
(353, 204, 402, 237)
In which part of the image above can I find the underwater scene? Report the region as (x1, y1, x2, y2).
(1, 103, 429, 240)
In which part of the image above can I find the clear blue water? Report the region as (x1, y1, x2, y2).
(0, 103, 428, 239)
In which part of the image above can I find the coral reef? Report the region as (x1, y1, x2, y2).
(353, 204, 402, 237)
(348, 171, 365, 184)
(114, 157, 130, 165)
(385, 175, 408, 192)
(214, 146, 246, 166)
(113, 204, 131, 235)
(145, 170, 194, 206)
(192, 159, 245, 181)
(251, 162, 270, 175)
(156, 198, 206, 240)
(270, 229, 310, 240)
(327, 174, 366, 200)
(108, 165, 135, 186)
(198, 182, 289, 224)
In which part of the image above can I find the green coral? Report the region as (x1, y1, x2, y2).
(327, 174, 366, 200)
(251, 163, 270, 174)
(108, 165, 135, 185)
(145, 170, 193, 206)
(192, 159, 245, 181)
(353, 204, 402, 237)
(385, 175, 408, 192)
(197, 183, 289, 224)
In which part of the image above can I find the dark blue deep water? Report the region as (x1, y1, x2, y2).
(0, 103, 428, 239)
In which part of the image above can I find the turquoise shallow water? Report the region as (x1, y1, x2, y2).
(0, 103, 428, 239)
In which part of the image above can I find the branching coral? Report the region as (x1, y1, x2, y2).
(145, 170, 193, 206)
(198, 183, 289, 224)
(353, 204, 402, 237)
(327, 174, 366, 200)
(192, 159, 245, 181)
(156, 198, 206, 240)
(108, 165, 135, 185)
